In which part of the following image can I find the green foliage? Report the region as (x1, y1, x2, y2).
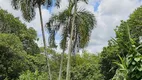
(70, 52, 102, 80)
(112, 55, 128, 80)
(100, 41, 119, 80)
(127, 6, 142, 43)
(0, 34, 102, 80)
(25, 54, 47, 72)
(0, 9, 40, 55)
(113, 17, 142, 80)
(7, 50, 102, 80)
(0, 34, 27, 79)
(0, 9, 42, 79)
(112, 35, 142, 80)
(100, 6, 142, 80)
(18, 70, 48, 80)
(38, 49, 103, 80)
(0, 38, 48, 79)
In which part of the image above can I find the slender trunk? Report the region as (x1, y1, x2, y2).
(59, 8, 71, 80)
(58, 50, 65, 80)
(66, 0, 77, 80)
(58, 19, 70, 80)
(38, 5, 52, 80)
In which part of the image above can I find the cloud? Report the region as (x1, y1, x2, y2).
(99, 0, 140, 16)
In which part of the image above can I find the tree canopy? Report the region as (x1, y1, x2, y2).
(0, 9, 40, 55)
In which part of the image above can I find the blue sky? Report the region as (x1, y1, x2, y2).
(0, 0, 142, 53)
(94, 1, 100, 11)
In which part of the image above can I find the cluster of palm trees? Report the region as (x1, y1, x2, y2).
(11, 0, 96, 80)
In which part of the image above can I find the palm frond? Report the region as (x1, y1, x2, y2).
(11, 0, 21, 9)
(20, 0, 36, 22)
(11, 0, 59, 22)
(77, 0, 88, 4)
(60, 26, 68, 50)
(55, 0, 61, 7)
(48, 29, 57, 48)
(76, 9, 96, 48)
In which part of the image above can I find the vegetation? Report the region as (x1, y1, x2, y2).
(100, 6, 142, 80)
(0, 1, 142, 80)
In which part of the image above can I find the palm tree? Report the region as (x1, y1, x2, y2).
(47, 8, 71, 80)
(11, 0, 61, 80)
(47, 0, 96, 79)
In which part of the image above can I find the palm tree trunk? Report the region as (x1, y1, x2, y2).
(66, 0, 77, 80)
(58, 49, 65, 80)
(38, 5, 52, 80)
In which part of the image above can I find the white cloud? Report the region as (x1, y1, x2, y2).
(99, 0, 140, 16)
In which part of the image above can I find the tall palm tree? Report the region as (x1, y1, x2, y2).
(11, 0, 61, 80)
(47, 7, 72, 80)
(47, 0, 96, 79)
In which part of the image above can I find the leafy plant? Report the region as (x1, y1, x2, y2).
(112, 24, 142, 80)
(18, 70, 48, 80)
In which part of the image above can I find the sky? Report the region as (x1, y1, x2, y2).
(0, 0, 142, 54)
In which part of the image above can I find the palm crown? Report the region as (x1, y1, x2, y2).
(47, 2, 96, 54)
(11, 0, 60, 22)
